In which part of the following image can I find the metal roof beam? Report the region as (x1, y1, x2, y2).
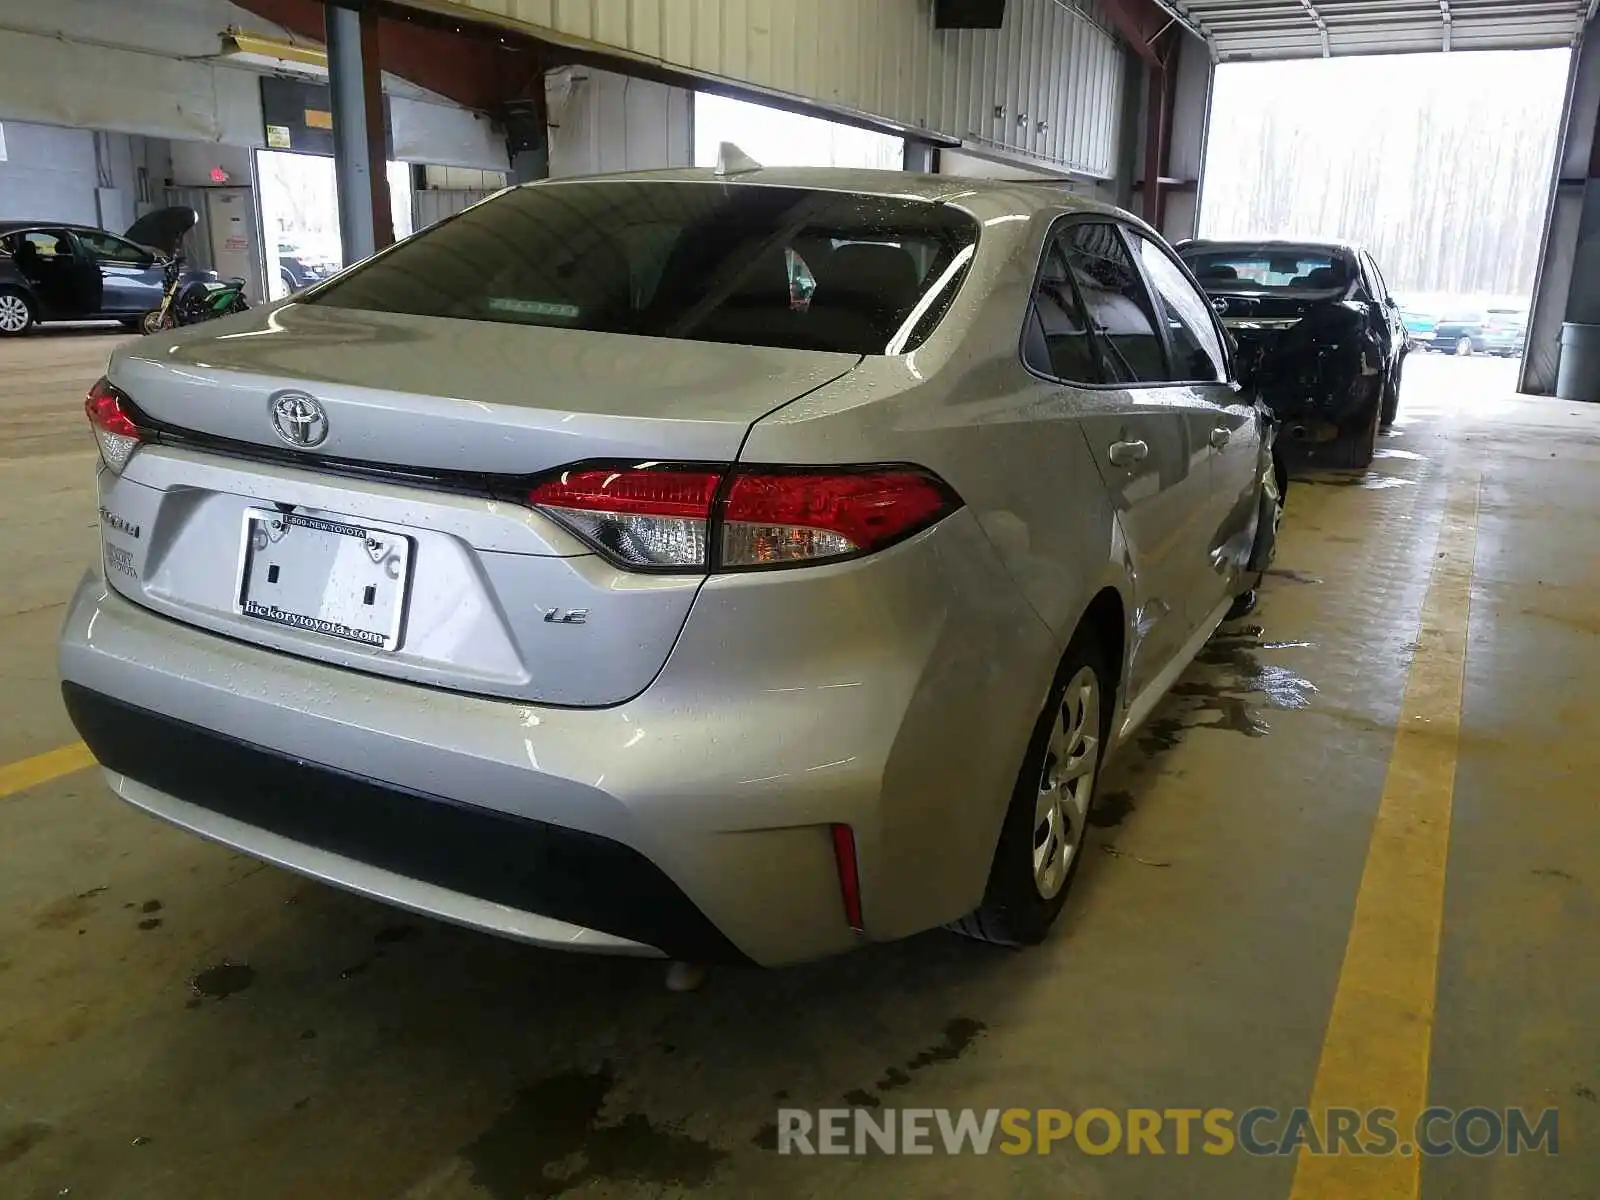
(1293, 0, 1332, 53)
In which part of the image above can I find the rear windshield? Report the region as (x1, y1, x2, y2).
(1179, 243, 1352, 293)
(310, 181, 980, 355)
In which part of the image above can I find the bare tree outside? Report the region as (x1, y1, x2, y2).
(1200, 49, 1568, 302)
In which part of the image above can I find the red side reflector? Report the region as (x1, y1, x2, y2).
(831, 823, 864, 932)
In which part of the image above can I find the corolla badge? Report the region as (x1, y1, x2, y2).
(270, 392, 329, 448)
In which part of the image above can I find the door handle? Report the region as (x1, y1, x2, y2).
(1209, 426, 1231, 449)
(1107, 439, 1149, 467)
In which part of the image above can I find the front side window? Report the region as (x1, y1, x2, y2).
(311, 182, 980, 355)
(1135, 235, 1227, 384)
(77, 232, 149, 265)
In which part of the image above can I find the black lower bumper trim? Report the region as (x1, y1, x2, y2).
(62, 682, 749, 964)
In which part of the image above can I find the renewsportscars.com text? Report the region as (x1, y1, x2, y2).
(774, 1106, 1559, 1157)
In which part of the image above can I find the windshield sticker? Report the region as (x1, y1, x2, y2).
(487, 298, 581, 319)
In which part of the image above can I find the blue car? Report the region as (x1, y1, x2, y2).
(0, 207, 214, 337)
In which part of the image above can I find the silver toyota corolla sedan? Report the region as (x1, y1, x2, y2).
(58, 167, 1280, 967)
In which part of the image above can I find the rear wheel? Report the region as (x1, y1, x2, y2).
(1454, 336, 1474, 357)
(0, 287, 35, 337)
(1381, 356, 1404, 426)
(953, 626, 1111, 947)
(1330, 390, 1381, 469)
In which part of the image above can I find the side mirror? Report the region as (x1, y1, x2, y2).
(1385, 296, 1398, 309)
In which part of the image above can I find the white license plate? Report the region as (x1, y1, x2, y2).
(235, 509, 412, 650)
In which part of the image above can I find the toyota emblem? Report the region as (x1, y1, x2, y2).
(270, 392, 329, 448)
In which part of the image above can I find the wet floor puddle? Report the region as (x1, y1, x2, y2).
(190, 961, 255, 1001)
(1299, 471, 1415, 490)
(1373, 448, 1426, 461)
(1139, 624, 1319, 752)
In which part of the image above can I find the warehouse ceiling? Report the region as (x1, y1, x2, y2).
(1166, 0, 1589, 60)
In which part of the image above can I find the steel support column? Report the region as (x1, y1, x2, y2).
(1523, 21, 1600, 395)
(327, 1, 393, 266)
(1141, 61, 1170, 225)
(904, 141, 937, 173)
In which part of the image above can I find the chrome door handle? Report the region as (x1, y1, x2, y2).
(1107, 439, 1149, 467)
(1209, 426, 1231, 449)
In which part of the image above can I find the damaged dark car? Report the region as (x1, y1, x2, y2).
(1177, 239, 1407, 468)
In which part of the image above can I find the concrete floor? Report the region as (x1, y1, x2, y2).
(2, 335, 1597, 1199)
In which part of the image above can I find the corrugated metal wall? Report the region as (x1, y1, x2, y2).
(420, 0, 1127, 177)
(415, 187, 499, 231)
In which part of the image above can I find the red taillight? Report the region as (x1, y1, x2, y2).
(831, 824, 864, 932)
(528, 463, 957, 573)
(85, 377, 143, 472)
(722, 469, 954, 568)
(86, 377, 140, 438)
(529, 467, 722, 569)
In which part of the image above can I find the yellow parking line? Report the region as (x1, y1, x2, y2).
(1289, 470, 1481, 1199)
(0, 742, 98, 800)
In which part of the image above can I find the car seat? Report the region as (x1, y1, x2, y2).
(806, 243, 922, 353)
(12, 238, 43, 280)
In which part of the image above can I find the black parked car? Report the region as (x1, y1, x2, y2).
(277, 242, 338, 293)
(0, 207, 215, 337)
(1176, 238, 1408, 468)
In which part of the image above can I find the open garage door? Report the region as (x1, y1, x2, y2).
(1198, 49, 1569, 334)
(1177, 0, 1584, 59)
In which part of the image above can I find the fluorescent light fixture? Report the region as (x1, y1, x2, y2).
(219, 30, 328, 78)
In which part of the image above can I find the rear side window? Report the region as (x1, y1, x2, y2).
(311, 181, 979, 355)
(1059, 223, 1168, 385)
(1134, 235, 1227, 383)
(1023, 236, 1099, 383)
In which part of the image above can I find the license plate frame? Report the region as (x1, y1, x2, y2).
(234, 508, 413, 651)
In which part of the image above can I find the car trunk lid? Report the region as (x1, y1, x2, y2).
(99, 306, 860, 705)
(113, 303, 860, 472)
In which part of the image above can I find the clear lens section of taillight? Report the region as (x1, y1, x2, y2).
(721, 470, 955, 568)
(529, 467, 722, 568)
(85, 377, 143, 473)
(528, 463, 958, 572)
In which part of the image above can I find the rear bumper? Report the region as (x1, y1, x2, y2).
(57, 511, 1053, 965)
(64, 682, 734, 961)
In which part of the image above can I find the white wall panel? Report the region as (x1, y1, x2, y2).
(416, 0, 1127, 178)
(391, 98, 509, 169)
(547, 66, 693, 177)
(415, 186, 497, 231)
(0, 29, 263, 146)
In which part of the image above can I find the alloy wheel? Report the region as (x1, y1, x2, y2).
(1455, 337, 1472, 356)
(0, 293, 30, 334)
(1033, 665, 1101, 899)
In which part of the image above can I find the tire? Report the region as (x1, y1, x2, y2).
(1331, 397, 1380, 468)
(0, 287, 35, 337)
(952, 625, 1113, 947)
(1381, 355, 1403, 427)
(280, 268, 298, 294)
(1454, 336, 1474, 357)
(140, 309, 171, 336)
